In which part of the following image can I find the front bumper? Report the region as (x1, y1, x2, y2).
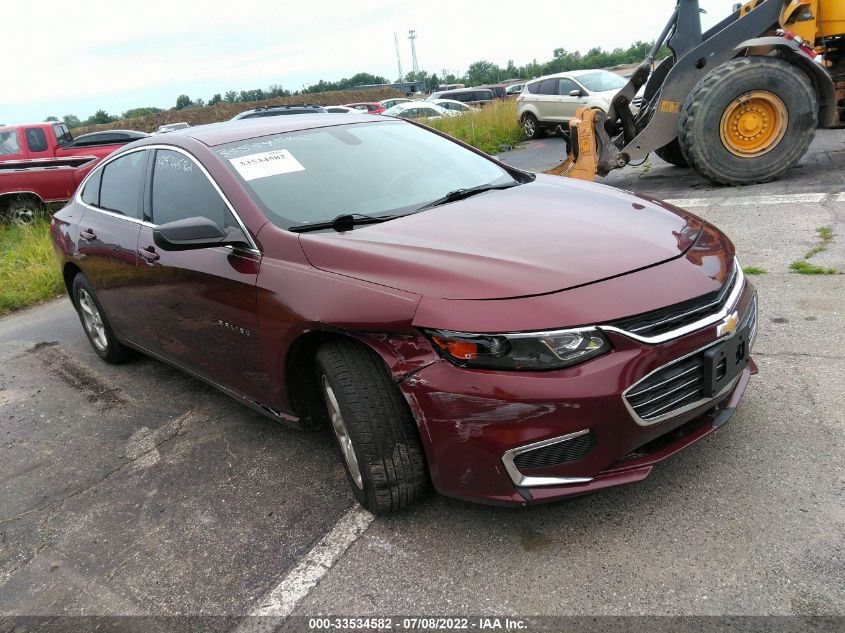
(399, 282, 757, 506)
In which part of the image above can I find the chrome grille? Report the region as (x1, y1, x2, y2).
(608, 264, 738, 339)
(512, 431, 595, 470)
(624, 296, 757, 425)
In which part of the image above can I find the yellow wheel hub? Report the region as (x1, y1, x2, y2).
(719, 91, 788, 158)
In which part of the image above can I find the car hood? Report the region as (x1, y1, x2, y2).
(298, 175, 703, 300)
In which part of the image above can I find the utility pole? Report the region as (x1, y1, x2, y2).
(394, 32, 403, 81)
(408, 30, 419, 76)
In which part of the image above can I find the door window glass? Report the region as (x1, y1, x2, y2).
(558, 78, 581, 96)
(25, 128, 48, 153)
(99, 150, 147, 219)
(538, 80, 559, 96)
(0, 131, 21, 156)
(525, 81, 540, 95)
(151, 149, 234, 229)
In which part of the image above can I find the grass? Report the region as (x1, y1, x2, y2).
(790, 225, 839, 275)
(742, 266, 767, 275)
(0, 218, 65, 315)
(422, 99, 527, 155)
(789, 260, 838, 275)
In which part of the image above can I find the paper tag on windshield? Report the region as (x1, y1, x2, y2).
(229, 149, 305, 181)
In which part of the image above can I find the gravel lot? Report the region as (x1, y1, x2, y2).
(1, 130, 843, 632)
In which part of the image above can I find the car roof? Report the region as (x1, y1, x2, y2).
(390, 102, 441, 110)
(528, 69, 612, 83)
(432, 99, 468, 106)
(437, 87, 492, 95)
(344, 102, 381, 106)
(163, 114, 380, 146)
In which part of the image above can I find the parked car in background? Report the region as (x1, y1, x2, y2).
(231, 105, 327, 120)
(344, 102, 386, 115)
(505, 83, 525, 97)
(517, 69, 633, 139)
(431, 99, 476, 114)
(379, 98, 412, 110)
(324, 106, 361, 114)
(51, 114, 757, 514)
(481, 84, 507, 99)
(0, 122, 129, 222)
(426, 88, 494, 108)
(64, 130, 150, 147)
(382, 102, 454, 120)
(156, 122, 191, 133)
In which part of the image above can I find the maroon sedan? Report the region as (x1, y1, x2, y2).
(51, 115, 757, 513)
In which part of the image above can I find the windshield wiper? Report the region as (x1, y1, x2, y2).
(414, 182, 520, 212)
(289, 213, 401, 233)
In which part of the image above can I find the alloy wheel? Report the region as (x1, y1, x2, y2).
(77, 289, 108, 352)
(321, 375, 364, 489)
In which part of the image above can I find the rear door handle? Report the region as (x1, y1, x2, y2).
(79, 229, 97, 241)
(138, 246, 160, 263)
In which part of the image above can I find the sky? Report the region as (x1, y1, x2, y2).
(2, 0, 738, 125)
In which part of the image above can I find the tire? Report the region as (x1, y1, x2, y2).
(315, 339, 427, 514)
(71, 273, 134, 364)
(678, 56, 817, 185)
(521, 113, 545, 139)
(654, 138, 689, 167)
(3, 197, 45, 225)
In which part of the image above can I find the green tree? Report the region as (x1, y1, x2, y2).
(224, 91, 238, 103)
(208, 93, 223, 105)
(175, 94, 192, 110)
(44, 116, 59, 122)
(85, 110, 115, 125)
(63, 114, 81, 128)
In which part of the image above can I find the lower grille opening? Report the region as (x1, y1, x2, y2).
(617, 413, 714, 462)
(513, 431, 595, 470)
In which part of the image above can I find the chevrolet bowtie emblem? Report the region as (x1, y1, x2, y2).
(717, 311, 739, 337)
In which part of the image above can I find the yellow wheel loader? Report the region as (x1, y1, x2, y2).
(550, 0, 844, 185)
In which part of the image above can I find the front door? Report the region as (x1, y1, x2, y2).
(135, 148, 267, 401)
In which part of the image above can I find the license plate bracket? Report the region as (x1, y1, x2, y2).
(702, 326, 750, 398)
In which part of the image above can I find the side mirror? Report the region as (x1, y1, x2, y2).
(569, 89, 584, 97)
(153, 216, 250, 251)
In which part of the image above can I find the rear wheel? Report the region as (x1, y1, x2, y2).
(678, 56, 817, 185)
(315, 339, 427, 514)
(521, 113, 545, 139)
(71, 274, 134, 364)
(2, 197, 45, 225)
(654, 138, 689, 167)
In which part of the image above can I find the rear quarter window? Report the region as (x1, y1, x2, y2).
(525, 81, 540, 95)
(81, 169, 102, 206)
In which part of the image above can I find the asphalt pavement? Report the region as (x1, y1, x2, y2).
(1, 130, 843, 632)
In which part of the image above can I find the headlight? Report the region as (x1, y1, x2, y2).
(423, 327, 611, 371)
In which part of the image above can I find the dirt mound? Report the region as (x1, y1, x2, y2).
(74, 88, 405, 135)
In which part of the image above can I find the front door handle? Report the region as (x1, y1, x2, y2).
(138, 246, 160, 263)
(79, 228, 97, 241)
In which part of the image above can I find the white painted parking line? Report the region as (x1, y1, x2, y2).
(837, 192, 845, 203)
(235, 506, 374, 632)
(664, 192, 831, 208)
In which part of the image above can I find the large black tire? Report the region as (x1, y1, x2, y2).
(654, 138, 689, 167)
(71, 273, 135, 364)
(678, 56, 818, 185)
(521, 113, 545, 139)
(315, 339, 427, 514)
(2, 196, 46, 225)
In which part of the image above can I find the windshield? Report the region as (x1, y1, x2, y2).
(215, 121, 517, 229)
(577, 71, 627, 93)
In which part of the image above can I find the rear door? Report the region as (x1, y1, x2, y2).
(135, 148, 267, 401)
(535, 79, 562, 121)
(75, 149, 148, 342)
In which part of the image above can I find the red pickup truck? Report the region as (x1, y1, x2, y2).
(0, 122, 132, 222)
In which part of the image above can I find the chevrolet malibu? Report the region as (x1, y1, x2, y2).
(51, 115, 757, 513)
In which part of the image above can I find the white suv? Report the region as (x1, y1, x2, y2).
(516, 69, 632, 139)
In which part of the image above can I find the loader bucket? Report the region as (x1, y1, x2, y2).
(545, 107, 623, 181)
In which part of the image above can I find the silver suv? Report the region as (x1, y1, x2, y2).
(516, 70, 633, 139)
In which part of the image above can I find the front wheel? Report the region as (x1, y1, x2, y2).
(315, 339, 427, 514)
(678, 56, 818, 185)
(71, 274, 134, 364)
